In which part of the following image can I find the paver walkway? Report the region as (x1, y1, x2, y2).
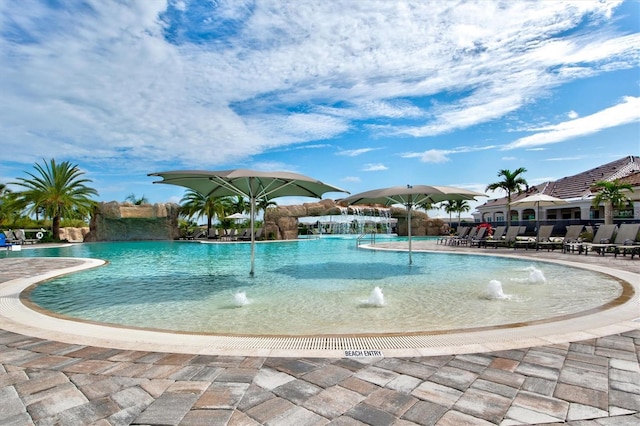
(1, 244, 639, 425)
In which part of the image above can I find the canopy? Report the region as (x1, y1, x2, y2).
(341, 185, 486, 264)
(225, 212, 249, 220)
(149, 169, 348, 276)
(511, 194, 568, 238)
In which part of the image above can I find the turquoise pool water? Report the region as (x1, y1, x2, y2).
(15, 238, 622, 335)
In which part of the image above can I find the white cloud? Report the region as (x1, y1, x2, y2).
(503, 97, 640, 150)
(362, 163, 388, 172)
(248, 161, 297, 172)
(0, 0, 635, 172)
(418, 150, 451, 164)
(336, 148, 381, 157)
(567, 110, 579, 119)
(545, 156, 588, 161)
(401, 145, 497, 163)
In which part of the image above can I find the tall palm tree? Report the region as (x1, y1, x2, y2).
(591, 180, 634, 225)
(180, 190, 233, 233)
(451, 199, 471, 228)
(257, 197, 277, 217)
(11, 159, 98, 239)
(441, 200, 455, 228)
(485, 167, 528, 229)
(231, 196, 248, 214)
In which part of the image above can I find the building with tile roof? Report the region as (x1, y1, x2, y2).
(473, 155, 640, 224)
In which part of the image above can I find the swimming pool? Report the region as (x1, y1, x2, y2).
(15, 238, 626, 336)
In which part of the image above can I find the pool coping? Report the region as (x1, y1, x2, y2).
(0, 250, 638, 358)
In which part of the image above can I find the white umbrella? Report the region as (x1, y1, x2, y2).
(341, 185, 486, 264)
(511, 193, 567, 239)
(149, 169, 348, 276)
(226, 212, 249, 221)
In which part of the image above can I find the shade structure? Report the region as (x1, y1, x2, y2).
(511, 194, 567, 239)
(225, 212, 249, 220)
(149, 169, 349, 276)
(341, 185, 486, 264)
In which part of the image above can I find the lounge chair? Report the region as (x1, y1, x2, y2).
(614, 236, 640, 259)
(456, 227, 476, 246)
(449, 226, 477, 246)
(192, 229, 206, 239)
(580, 224, 618, 256)
(254, 227, 264, 240)
(483, 226, 506, 249)
(237, 229, 251, 241)
(599, 223, 640, 257)
(14, 229, 40, 244)
(514, 225, 553, 251)
(2, 230, 20, 244)
(0, 233, 13, 250)
(562, 225, 585, 253)
(535, 225, 565, 251)
(468, 227, 487, 247)
(486, 226, 524, 249)
(439, 226, 469, 245)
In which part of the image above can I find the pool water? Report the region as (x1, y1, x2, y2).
(18, 238, 623, 336)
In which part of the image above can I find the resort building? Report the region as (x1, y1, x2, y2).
(474, 155, 640, 225)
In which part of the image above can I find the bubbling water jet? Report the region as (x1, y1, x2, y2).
(485, 279, 511, 300)
(510, 266, 547, 284)
(362, 286, 385, 307)
(233, 291, 250, 307)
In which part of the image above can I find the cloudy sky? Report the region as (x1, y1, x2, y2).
(1, 0, 638, 215)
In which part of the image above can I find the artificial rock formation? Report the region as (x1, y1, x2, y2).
(84, 201, 181, 242)
(59, 227, 90, 243)
(264, 199, 446, 239)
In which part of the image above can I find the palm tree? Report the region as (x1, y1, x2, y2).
(180, 190, 233, 234)
(485, 167, 528, 229)
(591, 180, 634, 225)
(11, 159, 98, 239)
(124, 193, 149, 205)
(0, 183, 15, 227)
(257, 197, 277, 218)
(451, 199, 471, 228)
(231, 196, 248, 214)
(441, 200, 455, 228)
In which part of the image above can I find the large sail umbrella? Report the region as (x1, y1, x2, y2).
(511, 193, 567, 239)
(149, 169, 348, 276)
(341, 185, 486, 264)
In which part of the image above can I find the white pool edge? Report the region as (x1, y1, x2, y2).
(0, 254, 638, 358)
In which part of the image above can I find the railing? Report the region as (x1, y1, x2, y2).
(356, 231, 377, 247)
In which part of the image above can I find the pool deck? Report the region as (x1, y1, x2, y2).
(1, 241, 639, 425)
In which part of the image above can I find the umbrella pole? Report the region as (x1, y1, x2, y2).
(250, 196, 256, 277)
(536, 202, 540, 242)
(407, 197, 413, 265)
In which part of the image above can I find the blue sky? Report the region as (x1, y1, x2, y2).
(1, 0, 638, 216)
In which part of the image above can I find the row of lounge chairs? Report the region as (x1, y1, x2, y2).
(184, 228, 264, 241)
(437, 226, 487, 246)
(0, 229, 39, 245)
(564, 223, 640, 257)
(439, 223, 640, 258)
